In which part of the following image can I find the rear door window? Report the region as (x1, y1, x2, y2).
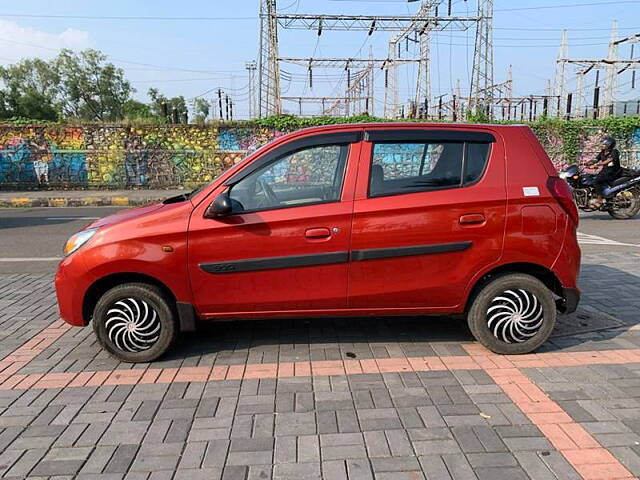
(369, 140, 491, 197)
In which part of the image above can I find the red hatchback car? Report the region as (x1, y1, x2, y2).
(56, 123, 581, 362)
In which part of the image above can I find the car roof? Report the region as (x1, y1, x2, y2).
(289, 122, 527, 136)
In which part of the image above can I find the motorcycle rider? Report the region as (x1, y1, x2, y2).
(588, 136, 622, 208)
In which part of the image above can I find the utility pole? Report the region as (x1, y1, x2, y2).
(368, 47, 374, 116)
(604, 21, 619, 117)
(455, 78, 462, 121)
(555, 30, 568, 117)
(258, 0, 281, 117)
(245, 61, 257, 119)
(217, 89, 223, 120)
(412, 1, 442, 115)
(384, 40, 399, 118)
(470, 0, 494, 117)
(575, 70, 585, 118)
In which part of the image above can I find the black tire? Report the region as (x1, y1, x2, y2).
(607, 188, 640, 219)
(467, 273, 556, 355)
(92, 283, 178, 363)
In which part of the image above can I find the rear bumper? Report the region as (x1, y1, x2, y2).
(558, 287, 580, 314)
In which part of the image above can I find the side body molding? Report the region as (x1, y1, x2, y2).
(200, 242, 473, 274)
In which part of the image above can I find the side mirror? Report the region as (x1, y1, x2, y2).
(205, 192, 233, 218)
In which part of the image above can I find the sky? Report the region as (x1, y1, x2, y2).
(0, 0, 638, 119)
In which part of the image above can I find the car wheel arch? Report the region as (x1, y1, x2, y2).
(464, 262, 563, 314)
(82, 272, 178, 327)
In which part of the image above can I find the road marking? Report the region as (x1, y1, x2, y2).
(577, 232, 640, 247)
(45, 217, 99, 221)
(0, 257, 62, 262)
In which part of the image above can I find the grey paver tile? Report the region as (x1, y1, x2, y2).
(273, 462, 321, 479)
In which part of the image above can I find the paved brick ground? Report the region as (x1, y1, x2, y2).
(0, 251, 639, 479)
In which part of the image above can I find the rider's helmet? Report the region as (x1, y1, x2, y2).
(600, 136, 616, 150)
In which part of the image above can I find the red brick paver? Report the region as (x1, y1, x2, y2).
(473, 347, 636, 480)
(2, 315, 640, 479)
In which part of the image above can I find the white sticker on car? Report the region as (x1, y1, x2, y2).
(523, 187, 540, 197)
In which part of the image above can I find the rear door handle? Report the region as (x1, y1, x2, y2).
(305, 227, 331, 239)
(459, 213, 486, 225)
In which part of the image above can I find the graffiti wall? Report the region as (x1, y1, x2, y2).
(0, 123, 638, 190)
(0, 125, 282, 189)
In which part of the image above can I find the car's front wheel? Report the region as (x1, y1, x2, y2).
(92, 283, 177, 363)
(467, 273, 556, 354)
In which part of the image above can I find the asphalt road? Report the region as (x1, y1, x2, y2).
(0, 206, 638, 274)
(0, 207, 123, 273)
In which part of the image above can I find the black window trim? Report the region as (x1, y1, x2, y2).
(364, 129, 495, 143)
(367, 138, 492, 199)
(225, 142, 351, 215)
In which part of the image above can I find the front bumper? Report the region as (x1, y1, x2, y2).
(55, 254, 92, 327)
(558, 287, 580, 314)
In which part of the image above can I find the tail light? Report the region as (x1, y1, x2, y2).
(547, 176, 579, 225)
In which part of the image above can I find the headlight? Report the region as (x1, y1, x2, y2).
(63, 228, 98, 256)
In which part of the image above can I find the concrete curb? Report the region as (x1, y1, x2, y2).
(0, 196, 166, 208)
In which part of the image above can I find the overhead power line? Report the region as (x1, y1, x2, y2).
(0, 37, 245, 74)
(0, 12, 635, 33)
(495, 1, 638, 12)
(0, 13, 255, 21)
(327, 0, 637, 8)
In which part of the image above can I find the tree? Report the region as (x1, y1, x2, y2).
(192, 97, 210, 124)
(0, 58, 60, 120)
(148, 88, 187, 121)
(194, 98, 210, 118)
(123, 99, 153, 120)
(55, 49, 133, 121)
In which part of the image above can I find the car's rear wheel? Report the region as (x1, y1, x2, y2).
(467, 273, 556, 354)
(92, 283, 177, 363)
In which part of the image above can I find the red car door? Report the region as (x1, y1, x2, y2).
(348, 127, 506, 312)
(188, 131, 362, 317)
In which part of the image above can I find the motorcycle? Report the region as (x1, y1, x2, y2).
(559, 164, 640, 219)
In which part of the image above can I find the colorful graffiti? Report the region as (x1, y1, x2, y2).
(0, 124, 637, 190)
(0, 125, 283, 189)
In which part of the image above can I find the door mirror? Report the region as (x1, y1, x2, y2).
(205, 192, 233, 218)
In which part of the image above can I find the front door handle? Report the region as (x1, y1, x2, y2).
(459, 213, 486, 225)
(305, 227, 331, 239)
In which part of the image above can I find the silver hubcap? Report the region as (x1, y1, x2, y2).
(105, 298, 160, 352)
(486, 289, 544, 343)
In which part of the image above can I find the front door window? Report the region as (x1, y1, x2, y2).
(229, 144, 349, 212)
